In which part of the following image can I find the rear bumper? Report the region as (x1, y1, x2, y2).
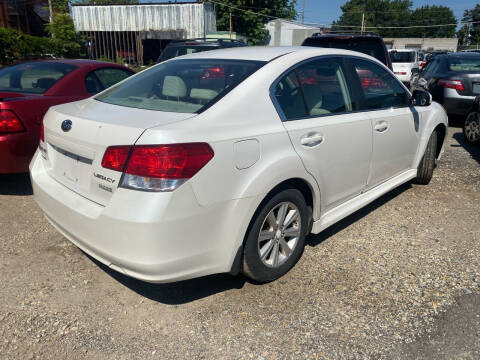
(441, 89, 475, 117)
(30, 151, 257, 283)
(0, 132, 38, 173)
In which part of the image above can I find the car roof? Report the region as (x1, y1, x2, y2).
(309, 33, 382, 39)
(389, 49, 416, 52)
(172, 46, 375, 62)
(13, 59, 127, 68)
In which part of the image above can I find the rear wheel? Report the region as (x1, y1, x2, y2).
(242, 189, 309, 283)
(464, 112, 480, 144)
(413, 130, 437, 185)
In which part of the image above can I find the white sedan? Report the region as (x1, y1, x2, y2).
(31, 47, 448, 283)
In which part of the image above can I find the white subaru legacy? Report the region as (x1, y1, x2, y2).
(31, 47, 448, 283)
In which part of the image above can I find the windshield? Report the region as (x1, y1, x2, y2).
(158, 46, 218, 62)
(390, 51, 415, 63)
(96, 59, 266, 113)
(447, 57, 480, 72)
(303, 37, 388, 67)
(0, 62, 76, 94)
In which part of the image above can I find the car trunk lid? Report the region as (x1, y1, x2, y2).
(42, 98, 196, 206)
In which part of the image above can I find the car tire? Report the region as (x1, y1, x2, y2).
(413, 130, 437, 185)
(242, 189, 310, 283)
(463, 112, 480, 144)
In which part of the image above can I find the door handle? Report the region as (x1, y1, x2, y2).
(300, 132, 324, 147)
(374, 121, 388, 133)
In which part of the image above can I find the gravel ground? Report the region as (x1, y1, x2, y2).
(0, 126, 479, 359)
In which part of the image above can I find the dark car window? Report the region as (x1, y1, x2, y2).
(159, 46, 218, 62)
(352, 58, 409, 110)
(447, 56, 480, 72)
(274, 58, 353, 120)
(85, 73, 104, 94)
(97, 59, 265, 113)
(389, 51, 415, 63)
(0, 62, 76, 94)
(303, 37, 388, 68)
(94, 68, 132, 89)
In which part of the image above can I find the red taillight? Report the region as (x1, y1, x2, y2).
(0, 110, 25, 134)
(101, 145, 131, 172)
(202, 67, 226, 79)
(438, 79, 465, 92)
(40, 123, 45, 142)
(126, 143, 214, 179)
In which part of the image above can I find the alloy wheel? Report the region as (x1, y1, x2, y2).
(465, 113, 480, 142)
(257, 202, 301, 268)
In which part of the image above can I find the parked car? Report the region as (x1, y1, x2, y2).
(0, 60, 134, 173)
(418, 51, 426, 69)
(411, 52, 480, 117)
(157, 38, 247, 63)
(31, 47, 447, 284)
(389, 49, 419, 85)
(425, 51, 449, 62)
(302, 33, 393, 70)
(464, 95, 480, 144)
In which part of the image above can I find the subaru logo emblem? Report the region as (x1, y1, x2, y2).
(61, 120, 72, 132)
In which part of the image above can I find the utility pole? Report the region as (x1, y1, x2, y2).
(48, 0, 53, 24)
(361, 13, 365, 34)
(302, 0, 305, 24)
(229, 12, 232, 39)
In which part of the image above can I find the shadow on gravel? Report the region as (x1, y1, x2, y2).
(0, 173, 33, 195)
(453, 132, 480, 164)
(87, 255, 246, 305)
(307, 182, 412, 247)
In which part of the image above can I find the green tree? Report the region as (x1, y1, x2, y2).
(51, 0, 70, 13)
(332, 0, 412, 38)
(214, 0, 297, 45)
(457, 5, 480, 46)
(45, 14, 84, 57)
(406, 6, 456, 38)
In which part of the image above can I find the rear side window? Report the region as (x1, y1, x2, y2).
(94, 68, 132, 89)
(96, 59, 265, 113)
(273, 58, 354, 120)
(352, 58, 409, 110)
(0, 62, 76, 94)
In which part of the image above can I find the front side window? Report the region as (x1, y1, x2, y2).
(273, 58, 354, 120)
(96, 59, 265, 113)
(352, 58, 409, 110)
(0, 62, 76, 94)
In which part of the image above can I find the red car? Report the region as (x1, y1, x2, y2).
(0, 60, 134, 173)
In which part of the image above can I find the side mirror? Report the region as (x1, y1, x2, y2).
(411, 89, 432, 106)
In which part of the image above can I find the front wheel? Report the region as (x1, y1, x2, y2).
(464, 112, 480, 144)
(242, 189, 310, 283)
(413, 130, 437, 185)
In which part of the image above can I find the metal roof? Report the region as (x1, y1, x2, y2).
(71, 3, 216, 38)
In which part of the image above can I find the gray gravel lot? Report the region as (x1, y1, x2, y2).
(0, 126, 479, 359)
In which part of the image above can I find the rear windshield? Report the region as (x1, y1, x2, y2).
(96, 59, 265, 113)
(390, 51, 415, 63)
(0, 62, 76, 94)
(447, 57, 480, 72)
(158, 46, 218, 62)
(303, 37, 388, 66)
